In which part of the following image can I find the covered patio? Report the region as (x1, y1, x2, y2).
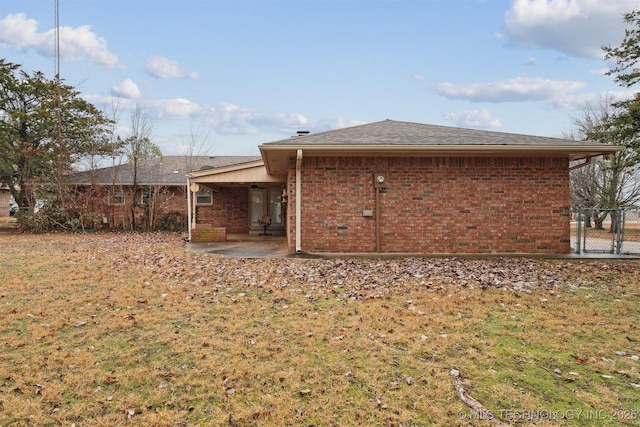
(185, 159, 287, 242)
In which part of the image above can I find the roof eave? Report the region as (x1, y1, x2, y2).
(186, 159, 265, 178)
(259, 144, 623, 175)
(70, 181, 188, 186)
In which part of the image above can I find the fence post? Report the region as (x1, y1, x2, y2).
(575, 210, 582, 254)
(616, 209, 625, 254)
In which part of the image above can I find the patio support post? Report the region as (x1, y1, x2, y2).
(187, 177, 193, 242)
(575, 210, 581, 254)
(296, 149, 303, 254)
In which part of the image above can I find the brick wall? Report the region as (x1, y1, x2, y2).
(75, 185, 250, 233)
(190, 224, 227, 242)
(195, 187, 250, 234)
(75, 185, 187, 230)
(287, 156, 571, 254)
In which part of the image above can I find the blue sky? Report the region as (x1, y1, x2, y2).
(0, 0, 638, 156)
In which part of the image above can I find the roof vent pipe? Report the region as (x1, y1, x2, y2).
(297, 131, 309, 136)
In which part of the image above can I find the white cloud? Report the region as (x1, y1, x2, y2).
(205, 103, 309, 135)
(443, 108, 502, 129)
(145, 55, 199, 79)
(436, 76, 585, 102)
(85, 94, 309, 137)
(311, 118, 367, 133)
(550, 89, 638, 110)
(413, 74, 425, 81)
(111, 79, 140, 99)
(0, 13, 120, 68)
(523, 56, 537, 67)
(504, 0, 637, 58)
(150, 98, 201, 117)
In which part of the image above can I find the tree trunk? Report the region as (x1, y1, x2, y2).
(593, 210, 607, 230)
(609, 210, 620, 233)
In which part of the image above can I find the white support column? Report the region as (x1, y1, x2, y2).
(295, 149, 303, 254)
(186, 177, 193, 242)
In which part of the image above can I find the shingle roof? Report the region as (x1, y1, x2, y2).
(67, 155, 262, 185)
(261, 119, 599, 147)
(258, 119, 622, 175)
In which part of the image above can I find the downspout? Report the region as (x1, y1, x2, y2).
(375, 186, 381, 253)
(186, 176, 193, 242)
(569, 156, 596, 171)
(296, 149, 303, 254)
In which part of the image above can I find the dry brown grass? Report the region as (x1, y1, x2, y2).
(1, 232, 639, 426)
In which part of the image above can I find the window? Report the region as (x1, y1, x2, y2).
(250, 188, 264, 225)
(113, 188, 124, 205)
(269, 190, 282, 224)
(196, 187, 212, 205)
(141, 188, 153, 206)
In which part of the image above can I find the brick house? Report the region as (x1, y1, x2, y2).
(187, 120, 620, 255)
(68, 155, 260, 230)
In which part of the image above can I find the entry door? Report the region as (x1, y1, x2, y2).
(249, 187, 283, 233)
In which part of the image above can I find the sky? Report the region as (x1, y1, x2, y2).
(0, 0, 638, 157)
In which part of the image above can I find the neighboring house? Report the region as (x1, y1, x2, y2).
(187, 119, 620, 255)
(68, 155, 260, 230)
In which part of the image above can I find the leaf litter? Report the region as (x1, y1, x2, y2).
(1, 232, 639, 426)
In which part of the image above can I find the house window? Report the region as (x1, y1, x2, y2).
(113, 188, 124, 205)
(196, 187, 212, 205)
(141, 188, 153, 206)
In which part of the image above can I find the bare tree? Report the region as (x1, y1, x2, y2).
(569, 95, 640, 231)
(124, 106, 161, 230)
(183, 127, 213, 172)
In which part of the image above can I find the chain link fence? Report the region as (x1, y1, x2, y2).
(572, 209, 640, 255)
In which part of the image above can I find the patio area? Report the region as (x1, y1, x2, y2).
(186, 234, 289, 258)
(185, 233, 639, 260)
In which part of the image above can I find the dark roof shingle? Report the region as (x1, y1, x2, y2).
(261, 119, 599, 147)
(67, 155, 262, 185)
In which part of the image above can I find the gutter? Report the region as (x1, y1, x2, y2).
(296, 149, 303, 254)
(259, 143, 623, 155)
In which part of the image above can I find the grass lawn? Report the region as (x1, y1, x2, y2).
(0, 231, 639, 426)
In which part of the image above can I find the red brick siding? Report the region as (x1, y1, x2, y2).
(195, 187, 250, 234)
(190, 225, 227, 242)
(287, 156, 571, 254)
(75, 185, 187, 229)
